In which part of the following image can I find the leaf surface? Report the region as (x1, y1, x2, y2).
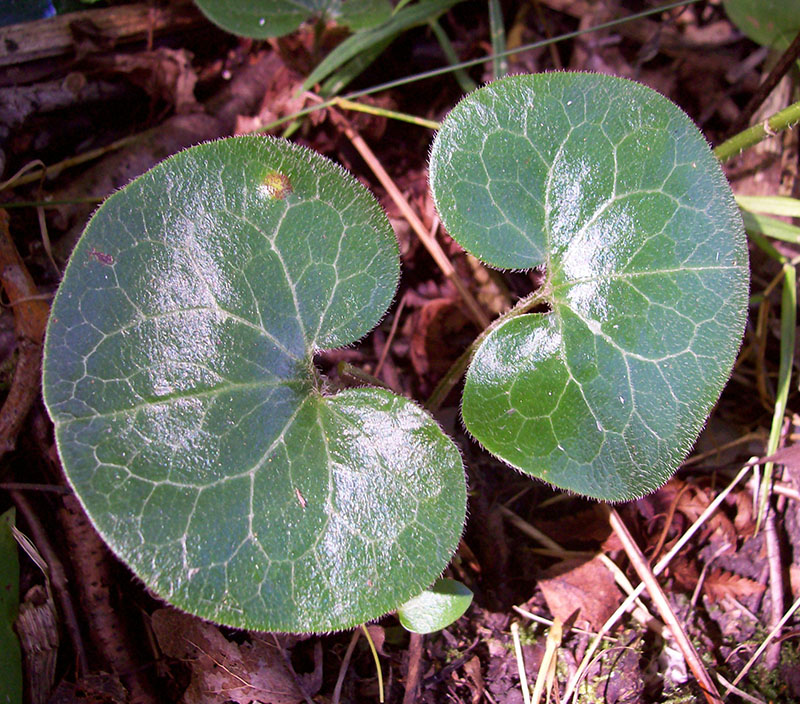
(193, 0, 391, 39)
(429, 73, 749, 501)
(722, 0, 800, 51)
(397, 578, 473, 634)
(43, 136, 466, 632)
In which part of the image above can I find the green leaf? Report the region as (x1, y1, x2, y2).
(397, 578, 472, 634)
(722, 0, 800, 51)
(0, 508, 22, 704)
(429, 73, 749, 501)
(193, 0, 391, 39)
(43, 136, 466, 632)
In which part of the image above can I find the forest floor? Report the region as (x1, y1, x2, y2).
(1, 1, 800, 703)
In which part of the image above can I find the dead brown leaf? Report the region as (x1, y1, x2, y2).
(409, 297, 473, 379)
(151, 608, 308, 704)
(704, 569, 766, 603)
(538, 556, 621, 631)
(106, 47, 199, 113)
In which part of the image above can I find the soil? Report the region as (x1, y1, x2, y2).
(1, 1, 800, 703)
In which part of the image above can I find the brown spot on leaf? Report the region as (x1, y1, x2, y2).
(261, 171, 292, 200)
(88, 249, 114, 266)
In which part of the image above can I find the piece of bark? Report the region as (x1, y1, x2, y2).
(0, 209, 49, 454)
(58, 494, 157, 704)
(0, 0, 205, 69)
(16, 585, 58, 704)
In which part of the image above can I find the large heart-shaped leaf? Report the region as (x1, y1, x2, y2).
(43, 136, 466, 632)
(429, 73, 749, 501)
(194, 0, 391, 39)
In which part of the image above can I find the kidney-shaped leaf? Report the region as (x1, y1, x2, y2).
(43, 136, 466, 632)
(194, 0, 391, 39)
(429, 73, 749, 501)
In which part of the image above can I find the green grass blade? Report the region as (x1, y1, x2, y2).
(737, 194, 800, 217)
(302, 0, 463, 92)
(429, 18, 477, 92)
(488, 0, 507, 78)
(740, 209, 800, 245)
(757, 263, 797, 530)
(320, 36, 394, 96)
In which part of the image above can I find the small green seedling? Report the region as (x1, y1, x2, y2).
(43, 72, 748, 633)
(397, 577, 473, 634)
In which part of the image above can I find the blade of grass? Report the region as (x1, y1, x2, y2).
(301, 0, 463, 92)
(736, 194, 800, 217)
(740, 209, 800, 245)
(488, 0, 507, 79)
(319, 37, 394, 97)
(333, 97, 441, 129)
(756, 262, 796, 531)
(429, 18, 477, 92)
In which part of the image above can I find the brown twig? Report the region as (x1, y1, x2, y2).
(58, 495, 157, 704)
(606, 507, 722, 703)
(728, 29, 800, 137)
(402, 632, 425, 704)
(0, 210, 50, 454)
(331, 629, 361, 704)
(763, 502, 785, 669)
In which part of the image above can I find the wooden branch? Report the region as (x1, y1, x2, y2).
(0, 209, 49, 454)
(0, 0, 205, 68)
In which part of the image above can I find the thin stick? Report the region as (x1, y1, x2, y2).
(402, 632, 424, 704)
(331, 629, 361, 704)
(329, 109, 491, 330)
(511, 622, 531, 704)
(727, 29, 800, 137)
(374, 293, 407, 380)
(0, 210, 50, 453)
(562, 464, 752, 702)
(723, 593, 800, 696)
(606, 507, 721, 703)
(762, 504, 785, 668)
